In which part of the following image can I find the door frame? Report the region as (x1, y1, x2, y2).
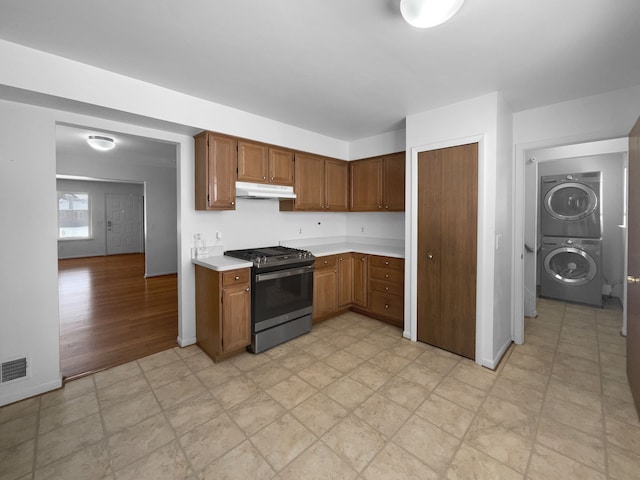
(513, 137, 629, 344)
(407, 134, 486, 364)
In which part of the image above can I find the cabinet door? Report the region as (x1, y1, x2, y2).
(313, 268, 337, 320)
(221, 284, 251, 353)
(383, 153, 406, 211)
(237, 140, 268, 183)
(206, 133, 237, 210)
(269, 147, 294, 186)
(350, 158, 383, 211)
(293, 153, 326, 210)
(337, 254, 353, 307)
(325, 159, 349, 211)
(352, 254, 368, 308)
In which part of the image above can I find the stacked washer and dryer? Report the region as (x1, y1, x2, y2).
(539, 171, 604, 307)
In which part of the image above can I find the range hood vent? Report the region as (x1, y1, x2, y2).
(235, 181, 296, 200)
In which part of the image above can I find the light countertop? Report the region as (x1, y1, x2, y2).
(300, 242, 404, 259)
(192, 255, 252, 272)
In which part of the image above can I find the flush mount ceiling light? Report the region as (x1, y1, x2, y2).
(87, 135, 115, 151)
(400, 0, 465, 28)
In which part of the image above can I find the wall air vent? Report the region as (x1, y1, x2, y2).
(1, 357, 28, 383)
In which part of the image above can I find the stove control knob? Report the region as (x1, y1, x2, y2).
(255, 257, 261, 264)
(262, 256, 268, 263)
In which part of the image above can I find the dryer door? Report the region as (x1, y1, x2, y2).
(544, 183, 598, 221)
(544, 247, 597, 286)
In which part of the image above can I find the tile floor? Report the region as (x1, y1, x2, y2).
(1, 298, 639, 479)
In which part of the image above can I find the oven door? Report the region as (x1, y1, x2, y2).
(253, 265, 313, 332)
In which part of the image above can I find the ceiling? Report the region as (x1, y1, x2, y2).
(2, 0, 640, 141)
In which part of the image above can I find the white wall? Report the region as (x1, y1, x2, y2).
(405, 92, 514, 368)
(57, 152, 178, 276)
(56, 179, 144, 259)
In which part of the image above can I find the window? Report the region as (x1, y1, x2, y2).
(58, 192, 91, 239)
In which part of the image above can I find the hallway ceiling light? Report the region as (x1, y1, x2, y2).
(87, 135, 115, 151)
(400, 0, 465, 28)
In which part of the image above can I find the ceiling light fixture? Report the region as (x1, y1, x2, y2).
(87, 135, 115, 151)
(400, 0, 464, 28)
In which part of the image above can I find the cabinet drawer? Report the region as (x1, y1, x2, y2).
(314, 255, 337, 269)
(370, 266, 404, 284)
(370, 256, 404, 271)
(222, 269, 251, 287)
(369, 292, 403, 320)
(370, 279, 404, 296)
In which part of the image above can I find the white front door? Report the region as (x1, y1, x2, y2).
(106, 193, 142, 255)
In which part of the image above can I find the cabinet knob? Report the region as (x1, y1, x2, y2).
(245, 287, 250, 292)
(323, 260, 328, 264)
(385, 274, 389, 278)
(235, 276, 240, 280)
(231, 201, 235, 205)
(427, 252, 433, 260)
(361, 257, 365, 262)
(385, 286, 389, 291)
(378, 205, 382, 208)
(263, 176, 266, 180)
(385, 304, 389, 309)
(271, 177, 274, 181)
(385, 205, 389, 209)
(384, 261, 389, 265)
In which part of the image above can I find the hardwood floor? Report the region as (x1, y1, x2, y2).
(58, 254, 178, 380)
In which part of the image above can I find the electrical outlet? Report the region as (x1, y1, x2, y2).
(216, 232, 223, 240)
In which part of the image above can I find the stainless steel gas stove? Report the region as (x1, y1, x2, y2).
(224, 246, 315, 353)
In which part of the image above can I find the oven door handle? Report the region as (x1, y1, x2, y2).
(255, 265, 313, 282)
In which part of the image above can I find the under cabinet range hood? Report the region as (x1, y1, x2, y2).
(235, 181, 297, 199)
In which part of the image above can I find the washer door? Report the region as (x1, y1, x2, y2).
(544, 247, 597, 286)
(544, 183, 598, 221)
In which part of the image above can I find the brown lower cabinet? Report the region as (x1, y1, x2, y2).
(195, 266, 251, 362)
(313, 253, 403, 327)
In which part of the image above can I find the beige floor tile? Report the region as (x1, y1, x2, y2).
(348, 340, 381, 360)
(229, 351, 271, 372)
(414, 349, 460, 376)
(445, 443, 522, 480)
(398, 362, 443, 390)
(368, 350, 411, 374)
(108, 413, 175, 471)
(362, 331, 401, 349)
(143, 360, 192, 390)
(478, 396, 538, 440)
(288, 332, 319, 348)
(200, 440, 275, 480)
(0, 413, 37, 451)
(527, 443, 605, 480)
(353, 393, 412, 438)
(290, 392, 348, 436)
(506, 350, 553, 376)
(40, 376, 95, 409)
(263, 341, 299, 360)
(277, 351, 317, 373)
(601, 362, 629, 384)
(465, 417, 532, 473)
(377, 376, 429, 411)
(536, 417, 605, 473)
(557, 340, 599, 362)
(602, 378, 635, 404)
(605, 415, 640, 452)
(303, 339, 338, 359)
(101, 390, 161, 435)
(137, 348, 181, 372)
(211, 375, 261, 409)
(388, 339, 426, 360)
(0, 439, 34, 480)
(414, 393, 475, 438)
(499, 363, 548, 391)
(433, 377, 486, 412)
(0, 397, 39, 425)
(603, 395, 640, 427)
(164, 391, 223, 436)
(394, 414, 460, 473)
(277, 441, 357, 480)
(608, 443, 640, 480)
(324, 332, 361, 349)
(33, 441, 111, 480)
(172, 344, 202, 359)
(347, 361, 393, 390)
(36, 413, 104, 468)
(449, 361, 497, 391)
(323, 376, 374, 410)
(195, 361, 241, 388)
(153, 374, 208, 410)
(546, 377, 602, 413)
(114, 440, 191, 480)
(182, 350, 215, 372)
(361, 441, 439, 480)
(179, 413, 245, 471)
(39, 391, 99, 435)
(490, 376, 544, 414)
(245, 361, 292, 389)
(297, 361, 343, 389)
(96, 374, 151, 410)
(252, 413, 316, 471)
(323, 349, 364, 374)
(322, 414, 386, 472)
(552, 363, 602, 394)
(227, 392, 285, 436)
(266, 375, 317, 410)
(542, 394, 604, 437)
(523, 331, 559, 350)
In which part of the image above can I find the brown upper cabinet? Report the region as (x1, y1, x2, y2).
(194, 131, 237, 210)
(280, 153, 349, 211)
(237, 140, 294, 186)
(350, 152, 405, 211)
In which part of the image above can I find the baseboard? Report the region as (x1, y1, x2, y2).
(0, 377, 62, 408)
(482, 338, 512, 370)
(145, 270, 178, 278)
(177, 336, 196, 347)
